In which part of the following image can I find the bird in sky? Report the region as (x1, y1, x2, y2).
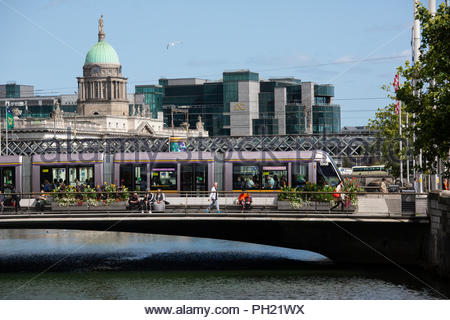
(166, 41, 183, 49)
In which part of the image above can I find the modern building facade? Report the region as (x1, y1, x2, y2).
(136, 70, 341, 136)
(0, 83, 34, 99)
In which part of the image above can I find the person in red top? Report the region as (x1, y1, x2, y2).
(238, 190, 252, 213)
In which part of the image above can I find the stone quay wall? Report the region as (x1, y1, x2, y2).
(428, 190, 450, 279)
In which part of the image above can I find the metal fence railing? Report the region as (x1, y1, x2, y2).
(0, 190, 429, 216)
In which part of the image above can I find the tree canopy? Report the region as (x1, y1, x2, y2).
(395, 3, 450, 173)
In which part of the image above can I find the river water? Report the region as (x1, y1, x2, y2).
(0, 229, 448, 300)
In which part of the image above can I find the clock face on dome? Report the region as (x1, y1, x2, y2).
(93, 66, 100, 73)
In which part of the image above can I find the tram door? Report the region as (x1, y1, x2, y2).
(119, 164, 147, 191)
(0, 167, 15, 192)
(180, 164, 208, 193)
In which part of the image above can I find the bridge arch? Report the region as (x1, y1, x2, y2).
(0, 215, 429, 265)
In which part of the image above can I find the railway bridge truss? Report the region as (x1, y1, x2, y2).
(2, 133, 380, 164)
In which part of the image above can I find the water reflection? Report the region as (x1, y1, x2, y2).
(0, 229, 447, 300)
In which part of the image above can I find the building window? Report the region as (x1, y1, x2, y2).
(314, 96, 330, 104)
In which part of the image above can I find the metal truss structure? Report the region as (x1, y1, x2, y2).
(2, 133, 379, 162)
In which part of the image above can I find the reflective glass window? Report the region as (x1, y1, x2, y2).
(261, 166, 287, 189)
(292, 163, 308, 188)
(233, 165, 260, 190)
(151, 166, 177, 190)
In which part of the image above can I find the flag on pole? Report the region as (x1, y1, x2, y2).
(6, 107, 14, 130)
(393, 74, 400, 91)
(395, 101, 400, 115)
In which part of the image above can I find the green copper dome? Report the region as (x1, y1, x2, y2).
(84, 40, 120, 65)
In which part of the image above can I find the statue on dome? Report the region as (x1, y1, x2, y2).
(98, 15, 104, 33)
(98, 15, 105, 41)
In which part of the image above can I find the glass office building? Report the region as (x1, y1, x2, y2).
(135, 70, 341, 136)
(135, 85, 164, 119)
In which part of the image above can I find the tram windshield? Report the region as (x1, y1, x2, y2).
(317, 163, 340, 186)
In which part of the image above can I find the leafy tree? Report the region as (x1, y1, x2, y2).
(368, 89, 413, 178)
(395, 3, 450, 174)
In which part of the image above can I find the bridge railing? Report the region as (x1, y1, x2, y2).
(0, 190, 429, 216)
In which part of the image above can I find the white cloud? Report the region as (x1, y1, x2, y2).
(333, 56, 359, 64)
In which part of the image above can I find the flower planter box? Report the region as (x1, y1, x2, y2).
(277, 200, 356, 212)
(51, 201, 127, 211)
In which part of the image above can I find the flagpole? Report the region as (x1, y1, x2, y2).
(406, 112, 410, 183)
(5, 101, 8, 156)
(399, 102, 403, 186)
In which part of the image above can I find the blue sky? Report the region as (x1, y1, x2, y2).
(0, 0, 444, 126)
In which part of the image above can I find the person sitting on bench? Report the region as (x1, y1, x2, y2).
(128, 192, 141, 211)
(142, 189, 154, 214)
(238, 190, 252, 213)
(153, 189, 166, 212)
(4, 187, 20, 213)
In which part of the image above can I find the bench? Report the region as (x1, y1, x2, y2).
(18, 199, 52, 212)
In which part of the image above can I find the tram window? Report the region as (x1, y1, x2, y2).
(317, 163, 340, 186)
(52, 168, 66, 184)
(233, 165, 259, 190)
(42, 166, 95, 188)
(69, 167, 77, 185)
(292, 163, 308, 188)
(151, 167, 177, 190)
(79, 167, 94, 185)
(261, 166, 287, 189)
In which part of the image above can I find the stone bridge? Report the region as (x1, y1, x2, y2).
(0, 213, 429, 266)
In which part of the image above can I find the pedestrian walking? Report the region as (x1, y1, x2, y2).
(206, 182, 221, 213)
(330, 181, 345, 212)
(380, 178, 388, 193)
